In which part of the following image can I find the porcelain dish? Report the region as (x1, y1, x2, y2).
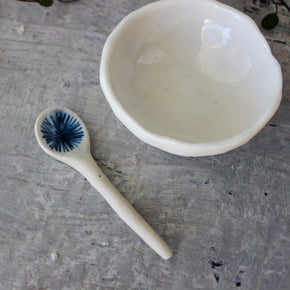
(100, 0, 282, 156)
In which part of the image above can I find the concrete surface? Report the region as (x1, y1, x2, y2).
(0, 0, 289, 289)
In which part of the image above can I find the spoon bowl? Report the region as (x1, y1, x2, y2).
(35, 107, 89, 162)
(100, 0, 282, 156)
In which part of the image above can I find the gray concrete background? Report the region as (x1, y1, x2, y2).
(0, 0, 289, 289)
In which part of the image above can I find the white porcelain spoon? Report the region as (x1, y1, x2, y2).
(35, 107, 172, 260)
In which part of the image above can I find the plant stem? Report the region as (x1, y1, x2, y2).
(272, 0, 290, 12)
(280, 0, 290, 11)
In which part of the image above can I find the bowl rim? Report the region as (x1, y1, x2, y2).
(100, 0, 282, 156)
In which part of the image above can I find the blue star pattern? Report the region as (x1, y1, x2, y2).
(41, 110, 84, 152)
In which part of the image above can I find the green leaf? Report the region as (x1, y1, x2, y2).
(262, 13, 279, 30)
(37, 0, 53, 7)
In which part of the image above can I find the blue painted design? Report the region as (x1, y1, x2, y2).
(41, 110, 84, 152)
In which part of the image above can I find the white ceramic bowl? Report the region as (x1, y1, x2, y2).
(100, 0, 282, 156)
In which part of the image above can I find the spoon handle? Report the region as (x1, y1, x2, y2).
(69, 153, 172, 260)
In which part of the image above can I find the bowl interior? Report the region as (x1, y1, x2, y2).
(106, 0, 281, 147)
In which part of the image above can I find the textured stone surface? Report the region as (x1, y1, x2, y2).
(0, 0, 289, 289)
